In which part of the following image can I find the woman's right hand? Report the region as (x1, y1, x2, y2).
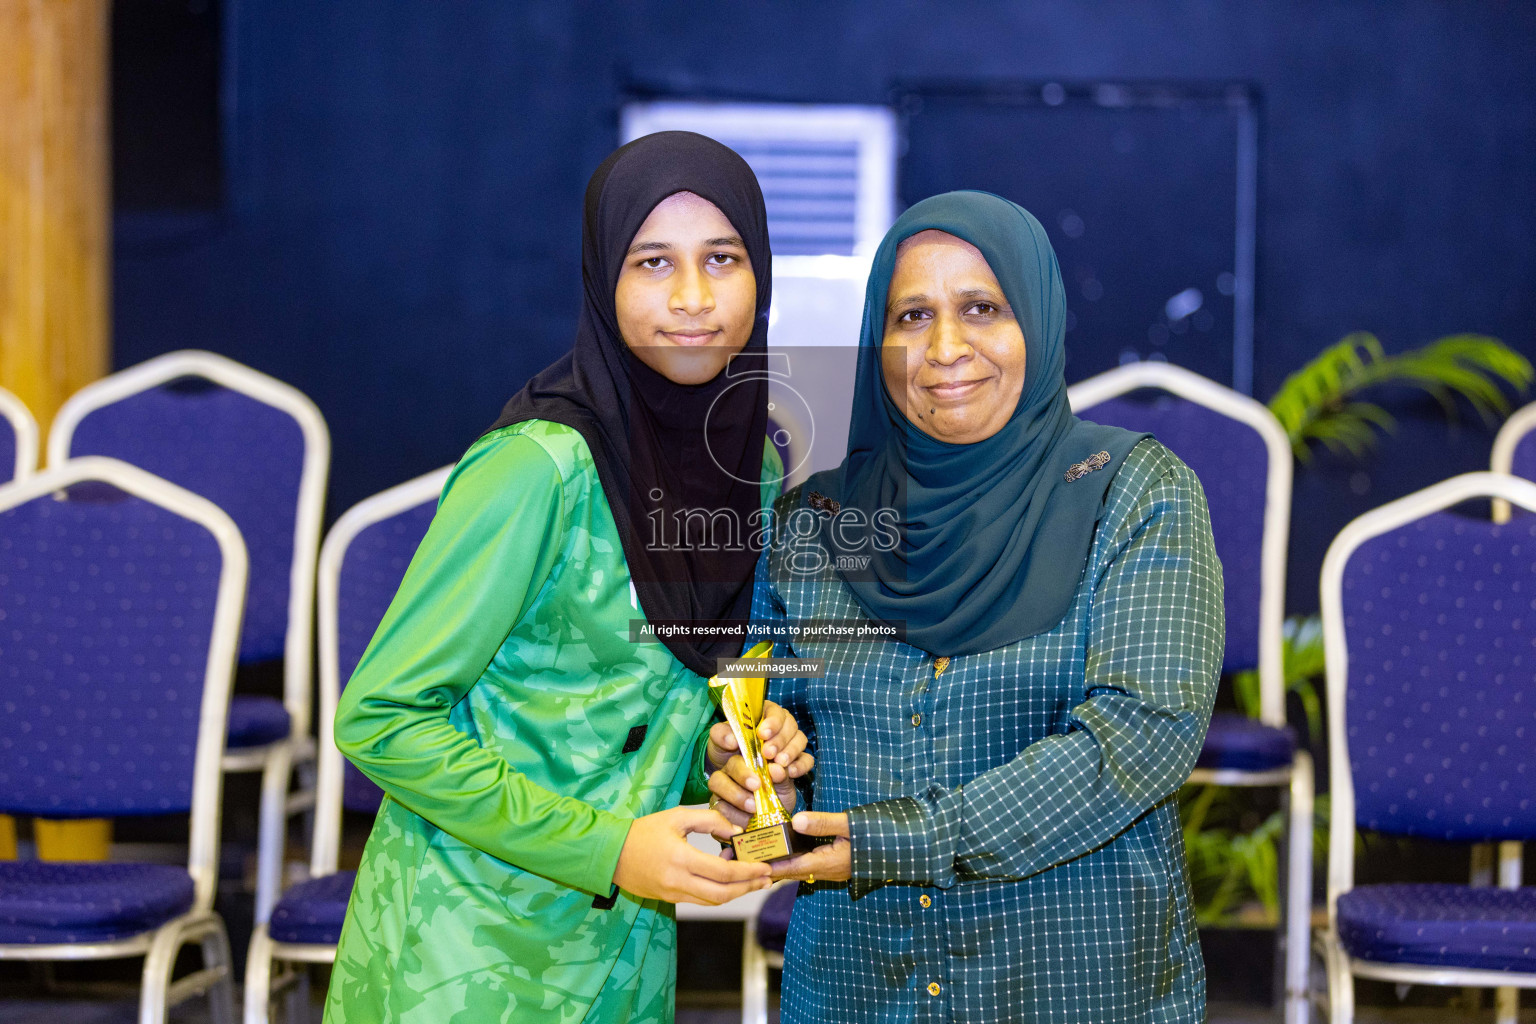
(707, 745, 809, 828)
(613, 806, 773, 905)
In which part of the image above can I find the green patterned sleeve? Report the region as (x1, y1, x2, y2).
(848, 449, 1223, 889)
(334, 430, 632, 896)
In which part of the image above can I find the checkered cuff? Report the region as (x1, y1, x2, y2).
(847, 793, 958, 898)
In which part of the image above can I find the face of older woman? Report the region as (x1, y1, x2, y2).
(614, 190, 757, 386)
(881, 229, 1027, 445)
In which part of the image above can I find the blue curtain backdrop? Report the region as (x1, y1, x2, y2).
(112, 0, 1536, 614)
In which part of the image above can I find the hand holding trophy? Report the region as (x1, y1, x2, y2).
(708, 641, 816, 863)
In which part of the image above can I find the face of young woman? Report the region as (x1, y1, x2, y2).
(880, 229, 1027, 445)
(614, 191, 757, 386)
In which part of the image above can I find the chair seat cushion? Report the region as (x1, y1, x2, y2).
(1337, 883, 1536, 973)
(268, 871, 356, 945)
(227, 695, 291, 749)
(1194, 712, 1296, 773)
(756, 882, 797, 954)
(0, 861, 195, 944)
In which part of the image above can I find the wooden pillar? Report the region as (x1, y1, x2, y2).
(0, 0, 111, 435)
(0, 0, 113, 861)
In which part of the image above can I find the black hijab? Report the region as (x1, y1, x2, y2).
(486, 132, 771, 677)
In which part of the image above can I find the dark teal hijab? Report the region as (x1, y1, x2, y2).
(810, 190, 1147, 656)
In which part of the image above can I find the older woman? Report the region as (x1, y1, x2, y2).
(711, 190, 1222, 1023)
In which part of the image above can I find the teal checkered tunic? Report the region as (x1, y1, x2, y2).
(755, 439, 1222, 1023)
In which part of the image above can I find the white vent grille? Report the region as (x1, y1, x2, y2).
(620, 102, 895, 258)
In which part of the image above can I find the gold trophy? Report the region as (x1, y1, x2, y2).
(709, 640, 807, 863)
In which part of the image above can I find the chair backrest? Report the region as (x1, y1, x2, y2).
(1491, 399, 1536, 522)
(49, 351, 329, 733)
(0, 457, 246, 908)
(0, 385, 39, 484)
(1069, 361, 1292, 725)
(311, 466, 450, 876)
(1321, 471, 1536, 908)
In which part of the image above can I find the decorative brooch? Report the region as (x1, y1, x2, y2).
(807, 491, 841, 516)
(1064, 450, 1112, 483)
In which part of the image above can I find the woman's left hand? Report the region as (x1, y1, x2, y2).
(705, 699, 810, 774)
(769, 811, 852, 883)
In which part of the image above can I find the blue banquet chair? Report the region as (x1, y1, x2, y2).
(244, 465, 449, 1024)
(0, 384, 39, 484)
(0, 456, 247, 1023)
(1319, 471, 1536, 1024)
(1492, 399, 1536, 518)
(1484, 397, 1536, 1017)
(1069, 360, 1313, 1024)
(48, 350, 331, 925)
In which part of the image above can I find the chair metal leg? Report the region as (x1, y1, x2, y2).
(202, 923, 238, 1024)
(283, 966, 311, 1024)
(139, 913, 233, 1024)
(1321, 931, 1353, 1024)
(245, 924, 275, 1024)
(255, 743, 295, 925)
(1284, 752, 1315, 1024)
(1468, 840, 1523, 1021)
(141, 919, 180, 1024)
(1494, 986, 1519, 1024)
(1467, 843, 1495, 1011)
(741, 917, 770, 1024)
(1494, 841, 1523, 1024)
(290, 755, 319, 862)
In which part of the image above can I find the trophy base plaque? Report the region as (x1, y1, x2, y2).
(732, 821, 817, 863)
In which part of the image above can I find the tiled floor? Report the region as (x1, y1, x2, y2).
(1, 991, 1530, 1023)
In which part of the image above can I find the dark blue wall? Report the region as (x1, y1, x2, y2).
(113, 0, 1536, 613)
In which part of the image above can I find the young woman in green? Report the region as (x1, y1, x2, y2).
(324, 132, 811, 1023)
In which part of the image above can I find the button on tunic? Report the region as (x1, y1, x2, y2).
(756, 440, 1222, 1023)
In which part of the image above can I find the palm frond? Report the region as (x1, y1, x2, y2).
(1181, 788, 1328, 925)
(1267, 332, 1533, 462)
(1191, 616, 1329, 924)
(1183, 801, 1287, 924)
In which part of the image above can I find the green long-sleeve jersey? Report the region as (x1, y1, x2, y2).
(324, 419, 780, 1023)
